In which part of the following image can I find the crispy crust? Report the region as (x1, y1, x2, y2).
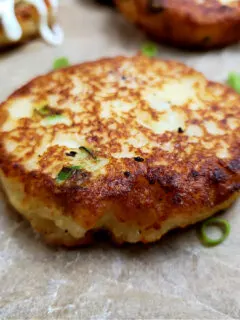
(1, 171, 239, 247)
(115, 0, 240, 49)
(0, 1, 55, 47)
(0, 56, 239, 246)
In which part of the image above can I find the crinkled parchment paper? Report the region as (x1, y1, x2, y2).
(0, 1, 240, 318)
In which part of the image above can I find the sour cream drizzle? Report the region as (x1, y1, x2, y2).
(0, 0, 63, 45)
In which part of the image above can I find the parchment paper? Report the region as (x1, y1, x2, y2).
(0, 1, 240, 319)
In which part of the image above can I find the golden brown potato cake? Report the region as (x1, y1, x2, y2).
(0, 0, 59, 47)
(115, 0, 240, 49)
(0, 56, 239, 246)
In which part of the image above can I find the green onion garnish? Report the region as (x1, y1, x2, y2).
(56, 166, 81, 183)
(79, 146, 96, 159)
(35, 105, 52, 116)
(199, 218, 231, 247)
(141, 42, 158, 58)
(44, 114, 66, 125)
(227, 72, 240, 94)
(46, 115, 63, 121)
(53, 57, 70, 70)
(35, 105, 61, 117)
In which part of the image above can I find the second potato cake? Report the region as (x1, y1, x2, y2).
(115, 0, 240, 49)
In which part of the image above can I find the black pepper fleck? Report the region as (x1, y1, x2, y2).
(66, 151, 77, 157)
(231, 183, 240, 192)
(178, 127, 184, 133)
(210, 168, 227, 184)
(219, 5, 231, 11)
(124, 171, 131, 178)
(227, 159, 240, 173)
(190, 170, 199, 178)
(148, 178, 155, 185)
(134, 157, 144, 162)
(172, 193, 183, 205)
(202, 36, 211, 44)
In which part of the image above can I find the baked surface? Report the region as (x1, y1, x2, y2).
(115, 0, 240, 49)
(0, 55, 239, 246)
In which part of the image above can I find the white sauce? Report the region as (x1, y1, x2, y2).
(0, 0, 63, 45)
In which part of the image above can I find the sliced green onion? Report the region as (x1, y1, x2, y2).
(199, 218, 231, 247)
(35, 105, 52, 116)
(42, 114, 67, 126)
(79, 146, 96, 159)
(227, 72, 240, 94)
(53, 57, 70, 70)
(56, 166, 81, 183)
(141, 42, 158, 58)
(46, 115, 63, 121)
(35, 105, 61, 117)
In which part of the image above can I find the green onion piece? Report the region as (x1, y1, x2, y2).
(45, 114, 65, 125)
(46, 115, 63, 120)
(199, 218, 231, 247)
(79, 146, 96, 159)
(41, 114, 69, 126)
(227, 72, 240, 94)
(141, 42, 158, 58)
(53, 57, 69, 70)
(35, 105, 51, 116)
(56, 166, 81, 183)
